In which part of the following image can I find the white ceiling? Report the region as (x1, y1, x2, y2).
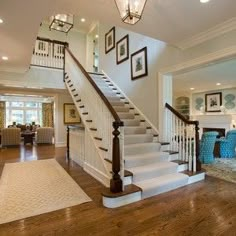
(0, 0, 236, 72)
(173, 58, 236, 95)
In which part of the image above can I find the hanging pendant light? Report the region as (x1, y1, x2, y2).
(49, 14, 73, 33)
(114, 0, 147, 25)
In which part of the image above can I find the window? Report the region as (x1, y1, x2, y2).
(6, 101, 42, 126)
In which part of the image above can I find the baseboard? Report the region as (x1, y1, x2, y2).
(84, 162, 110, 187)
(55, 142, 66, 147)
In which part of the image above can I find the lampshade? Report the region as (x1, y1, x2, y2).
(114, 0, 147, 25)
(49, 14, 73, 33)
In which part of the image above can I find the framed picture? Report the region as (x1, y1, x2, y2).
(116, 35, 129, 64)
(205, 92, 222, 112)
(131, 47, 148, 80)
(105, 27, 115, 54)
(64, 103, 81, 124)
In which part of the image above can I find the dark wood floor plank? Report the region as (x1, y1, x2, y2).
(0, 145, 235, 235)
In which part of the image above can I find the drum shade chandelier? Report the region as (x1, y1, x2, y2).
(114, 0, 147, 25)
(49, 14, 73, 33)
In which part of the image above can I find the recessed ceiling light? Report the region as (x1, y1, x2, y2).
(216, 83, 221, 86)
(2, 56, 8, 60)
(0, 18, 3, 24)
(200, 0, 210, 3)
(81, 18, 85, 22)
(95, 34, 99, 38)
(190, 88, 195, 90)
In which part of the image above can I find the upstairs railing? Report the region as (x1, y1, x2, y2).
(31, 37, 68, 70)
(65, 47, 124, 193)
(165, 103, 201, 172)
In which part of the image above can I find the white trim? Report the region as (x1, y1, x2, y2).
(187, 172, 205, 184)
(103, 191, 141, 208)
(84, 162, 110, 187)
(55, 142, 66, 147)
(176, 17, 236, 50)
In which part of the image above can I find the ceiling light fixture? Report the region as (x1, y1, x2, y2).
(2, 56, 8, 60)
(114, 0, 147, 25)
(49, 14, 73, 33)
(81, 18, 85, 22)
(200, 0, 210, 3)
(0, 18, 3, 24)
(95, 34, 99, 38)
(190, 88, 195, 90)
(216, 83, 221, 86)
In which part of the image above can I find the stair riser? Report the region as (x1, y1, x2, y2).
(124, 135, 153, 145)
(141, 178, 188, 199)
(106, 97, 120, 102)
(132, 166, 178, 182)
(124, 127, 146, 135)
(123, 120, 140, 126)
(110, 101, 125, 107)
(113, 107, 130, 112)
(125, 155, 168, 168)
(125, 144, 161, 155)
(118, 113, 135, 119)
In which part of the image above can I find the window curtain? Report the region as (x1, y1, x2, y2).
(0, 101, 6, 129)
(42, 103, 54, 127)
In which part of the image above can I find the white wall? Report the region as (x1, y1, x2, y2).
(54, 93, 74, 147)
(99, 24, 182, 128)
(38, 24, 87, 67)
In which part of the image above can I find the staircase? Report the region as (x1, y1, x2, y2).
(89, 73, 190, 201)
(64, 48, 205, 208)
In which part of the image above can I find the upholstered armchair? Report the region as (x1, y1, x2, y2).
(35, 127, 54, 144)
(219, 130, 236, 158)
(200, 131, 218, 164)
(1, 128, 21, 147)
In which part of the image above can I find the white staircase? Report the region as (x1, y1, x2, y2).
(89, 73, 193, 203)
(64, 47, 204, 208)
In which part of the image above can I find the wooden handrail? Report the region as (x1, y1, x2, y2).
(65, 47, 123, 125)
(65, 47, 124, 193)
(165, 103, 198, 126)
(165, 103, 201, 171)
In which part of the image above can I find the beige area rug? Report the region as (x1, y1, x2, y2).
(0, 159, 91, 224)
(202, 158, 236, 184)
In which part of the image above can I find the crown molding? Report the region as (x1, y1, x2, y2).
(176, 17, 236, 50)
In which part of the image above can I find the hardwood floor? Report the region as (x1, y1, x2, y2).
(0, 145, 235, 236)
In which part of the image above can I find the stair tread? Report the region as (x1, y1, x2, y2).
(125, 134, 153, 138)
(125, 142, 161, 149)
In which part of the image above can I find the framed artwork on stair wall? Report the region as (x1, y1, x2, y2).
(116, 34, 129, 64)
(64, 103, 81, 124)
(131, 47, 148, 80)
(105, 27, 115, 54)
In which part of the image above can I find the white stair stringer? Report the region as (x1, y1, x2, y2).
(64, 74, 112, 187)
(87, 72, 205, 206)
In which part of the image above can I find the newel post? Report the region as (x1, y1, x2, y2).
(110, 121, 123, 193)
(195, 121, 201, 171)
(66, 126, 70, 161)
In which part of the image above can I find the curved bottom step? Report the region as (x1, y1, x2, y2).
(136, 173, 189, 199)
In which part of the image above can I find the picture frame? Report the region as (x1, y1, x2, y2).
(116, 35, 129, 64)
(64, 103, 81, 124)
(205, 92, 222, 112)
(131, 47, 148, 80)
(105, 27, 115, 54)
